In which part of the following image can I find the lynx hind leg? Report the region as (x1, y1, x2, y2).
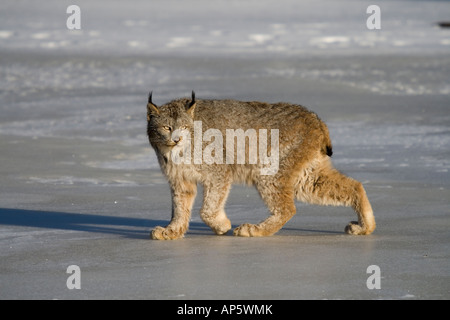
(234, 178, 296, 237)
(295, 158, 376, 235)
(151, 181, 197, 240)
(200, 179, 232, 235)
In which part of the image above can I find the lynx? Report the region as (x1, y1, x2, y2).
(146, 91, 375, 240)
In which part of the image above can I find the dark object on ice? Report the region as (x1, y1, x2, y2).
(437, 21, 450, 28)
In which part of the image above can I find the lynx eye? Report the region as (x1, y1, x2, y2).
(179, 125, 188, 130)
(162, 126, 172, 132)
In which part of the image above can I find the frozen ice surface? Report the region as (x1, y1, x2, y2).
(0, 0, 449, 299)
(1, 0, 449, 56)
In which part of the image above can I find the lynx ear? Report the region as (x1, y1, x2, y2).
(147, 91, 159, 120)
(186, 90, 196, 117)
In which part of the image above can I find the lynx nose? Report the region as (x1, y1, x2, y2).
(173, 135, 182, 143)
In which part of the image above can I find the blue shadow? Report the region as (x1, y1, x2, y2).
(0, 208, 206, 239)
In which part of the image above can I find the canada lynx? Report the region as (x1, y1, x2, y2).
(147, 91, 375, 240)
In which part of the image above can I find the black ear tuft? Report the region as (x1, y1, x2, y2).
(147, 91, 159, 118)
(186, 90, 196, 117)
(189, 90, 196, 108)
(148, 91, 153, 104)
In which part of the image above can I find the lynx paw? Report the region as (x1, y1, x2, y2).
(233, 223, 262, 237)
(345, 221, 371, 235)
(151, 226, 184, 240)
(211, 218, 232, 235)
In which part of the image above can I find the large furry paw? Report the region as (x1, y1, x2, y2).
(233, 223, 263, 237)
(345, 221, 373, 235)
(211, 218, 232, 235)
(151, 226, 184, 240)
(201, 210, 232, 236)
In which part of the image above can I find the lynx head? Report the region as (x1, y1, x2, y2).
(146, 91, 196, 149)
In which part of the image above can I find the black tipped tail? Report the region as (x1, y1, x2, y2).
(326, 145, 333, 157)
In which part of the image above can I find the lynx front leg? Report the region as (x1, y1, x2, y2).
(151, 181, 197, 240)
(200, 179, 232, 235)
